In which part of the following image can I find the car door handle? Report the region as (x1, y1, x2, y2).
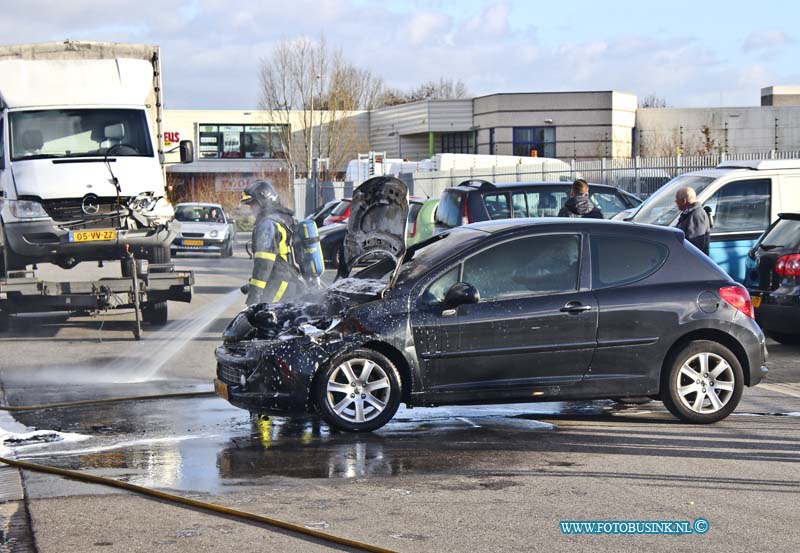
(560, 302, 592, 314)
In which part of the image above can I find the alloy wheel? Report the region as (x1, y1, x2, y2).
(675, 352, 736, 414)
(326, 358, 391, 424)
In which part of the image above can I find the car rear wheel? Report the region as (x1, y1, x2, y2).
(661, 340, 743, 424)
(314, 349, 401, 432)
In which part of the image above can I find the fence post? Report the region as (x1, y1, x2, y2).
(601, 158, 607, 184)
(634, 156, 641, 196)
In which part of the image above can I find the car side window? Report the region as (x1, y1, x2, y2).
(422, 267, 460, 304)
(704, 179, 771, 233)
(511, 192, 528, 217)
(483, 193, 510, 219)
(526, 191, 565, 217)
(589, 192, 625, 218)
(462, 234, 581, 300)
(591, 235, 669, 288)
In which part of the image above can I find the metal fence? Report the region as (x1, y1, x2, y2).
(295, 150, 800, 217)
(410, 150, 800, 200)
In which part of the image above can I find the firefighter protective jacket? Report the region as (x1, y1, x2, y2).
(246, 207, 305, 305)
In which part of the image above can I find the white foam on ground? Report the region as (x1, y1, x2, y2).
(18, 433, 217, 459)
(0, 409, 90, 458)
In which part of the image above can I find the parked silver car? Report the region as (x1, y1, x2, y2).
(171, 203, 236, 257)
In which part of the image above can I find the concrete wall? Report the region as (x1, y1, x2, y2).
(473, 91, 637, 159)
(369, 99, 473, 158)
(636, 106, 800, 155)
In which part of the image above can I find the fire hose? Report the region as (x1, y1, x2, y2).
(0, 392, 398, 553)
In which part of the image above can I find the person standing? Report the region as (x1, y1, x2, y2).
(240, 180, 305, 305)
(674, 186, 711, 255)
(558, 179, 603, 219)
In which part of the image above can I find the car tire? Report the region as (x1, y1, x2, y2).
(661, 340, 743, 424)
(142, 301, 168, 326)
(222, 239, 234, 258)
(766, 332, 800, 345)
(314, 348, 402, 432)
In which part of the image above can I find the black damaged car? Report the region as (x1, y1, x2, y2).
(215, 177, 767, 432)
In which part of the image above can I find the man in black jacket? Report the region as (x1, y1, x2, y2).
(558, 179, 604, 219)
(675, 186, 711, 255)
(241, 180, 305, 305)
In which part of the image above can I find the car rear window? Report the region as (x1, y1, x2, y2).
(435, 189, 465, 227)
(330, 200, 351, 216)
(591, 235, 669, 288)
(589, 192, 628, 219)
(760, 217, 800, 249)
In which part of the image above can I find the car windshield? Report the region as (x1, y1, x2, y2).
(394, 228, 488, 285)
(175, 205, 225, 223)
(760, 217, 800, 249)
(9, 108, 154, 161)
(632, 175, 716, 226)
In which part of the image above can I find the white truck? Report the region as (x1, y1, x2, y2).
(0, 40, 193, 275)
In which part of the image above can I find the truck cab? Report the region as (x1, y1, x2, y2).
(0, 42, 192, 274)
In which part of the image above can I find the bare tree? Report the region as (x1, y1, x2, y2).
(258, 36, 383, 178)
(638, 93, 668, 108)
(379, 77, 469, 107)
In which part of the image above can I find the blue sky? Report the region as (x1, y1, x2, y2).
(0, 0, 796, 109)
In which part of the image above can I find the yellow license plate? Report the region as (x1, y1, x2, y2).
(214, 379, 229, 400)
(69, 229, 117, 242)
(752, 295, 762, 308)
(184, 239, 204, 246)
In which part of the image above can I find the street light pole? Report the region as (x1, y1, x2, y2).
(309, 73, 321, 208)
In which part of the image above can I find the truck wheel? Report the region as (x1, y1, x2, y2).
(142, 301, 168, 326)
(145, 245, 172, 273)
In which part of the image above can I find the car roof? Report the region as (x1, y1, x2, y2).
(176, 202, 224, 208)
(447, 181, 622, 193)
(464, 217, 684, 239)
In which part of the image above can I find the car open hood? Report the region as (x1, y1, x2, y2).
(339, 176, 409, 279)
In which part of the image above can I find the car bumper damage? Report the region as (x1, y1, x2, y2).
(214, 283, 385, 415)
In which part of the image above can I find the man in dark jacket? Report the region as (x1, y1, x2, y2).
(675, 186, 711, 255)
(558, 179, 604, 219)
(241, 180, 305, 305)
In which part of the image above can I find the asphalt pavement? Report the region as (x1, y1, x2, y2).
(0, 243, 798, 553)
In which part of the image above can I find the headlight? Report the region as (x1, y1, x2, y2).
(8, 200, 50, 219)
(210, 230, 219, 238)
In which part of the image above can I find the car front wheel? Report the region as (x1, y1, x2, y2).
(661, 340, 743, 424)
(314, 349, 402, 432)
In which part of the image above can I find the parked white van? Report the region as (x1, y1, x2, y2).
(626, 159, 800, 282)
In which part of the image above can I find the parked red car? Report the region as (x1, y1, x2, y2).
(322, 198, 352, 226)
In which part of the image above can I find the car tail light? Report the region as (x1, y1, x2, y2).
(461, 199, 471, 225)
(409, 218, 417, 237)
(719, 285, 754, 319)
(775, 254, 800, 277)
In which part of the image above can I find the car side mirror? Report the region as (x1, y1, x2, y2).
(179, 140, 194, 164)
(443, 282, 480, 310)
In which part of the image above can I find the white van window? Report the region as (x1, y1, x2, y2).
(705, 179, 771, 233)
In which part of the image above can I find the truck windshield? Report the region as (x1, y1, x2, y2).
(632, 174, 716, 226)
(9, 108, 153, 161)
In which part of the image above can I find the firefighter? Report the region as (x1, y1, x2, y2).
(240, 180, 305, 305)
